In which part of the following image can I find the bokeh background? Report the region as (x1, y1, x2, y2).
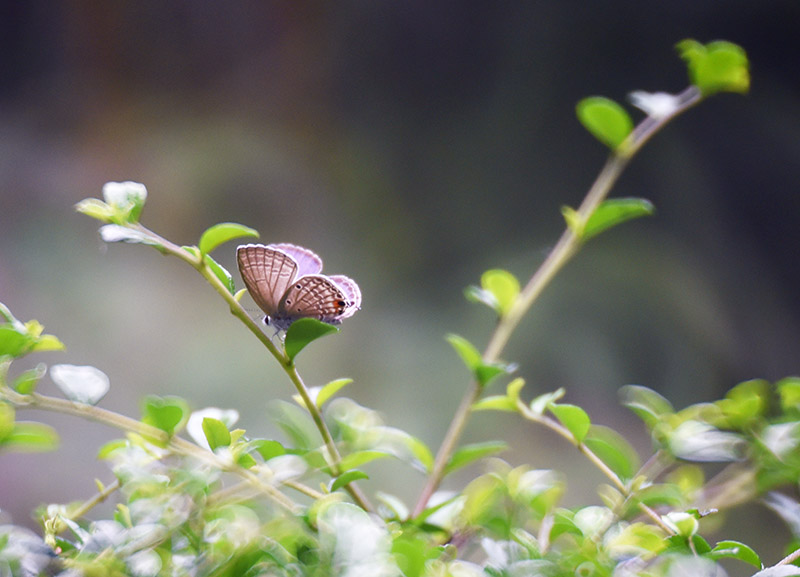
(1, 2, 798, 570)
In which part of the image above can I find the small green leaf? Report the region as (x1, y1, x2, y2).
(472, 395, 518, 412)
(480, 269, 520, 317)
(506, 378, 525, 403)
(0, 421, 59, 453)
(316, 378, 353, 408)
(285, 318, 339, 361)
(102, 181, 148, 223)
(709, 540, 761, 568)
(620, 384, 674, 429)
(30, 334, 65, 353)
(0, 325, 31, 357)
(582, 198, 655, 241)
(549, 403, 591, 443)
(203, 254, 235, 294)
(269, 401, 321, 451)
(530, 389, 566, 415)
(198, 222, 259, 255)
(0, 402, 15, 442)
(75, 198, 115, 222)
(445, 441, 509, 475)
(251, 439, 286, 461)
(576, 96, 634, 151)
(202, 417, 231, 450)
(777, 377, 800, 414)
(446, 333, 482, 372)
(330, 470, 369, 493)
(677, 39, 749, 96)
(583, 425, 640, 481)
(561, 206, 584, 237)
(476, 362, 510, 388)
(339, 450, 390, 471)
(141, 395, 189, 438)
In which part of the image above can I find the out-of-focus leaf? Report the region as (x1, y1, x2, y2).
(480, 269, 520, 317)
(620, 384, 674, 429)
(677, 39, 749, 96)
(141, 395, 189, 438)
(330, 470, 369, 493)
(202, 417, 231, 450)
(0, 422, 59, 453)
(582, 198, 655, 241)
(549, 403, 591, 443)
(446, 334, 482, 372)
(445, 441, 509, 476)
(583, 425, 640, 481)
(576, 96, 633, 151)
(709, 540, 761, 568)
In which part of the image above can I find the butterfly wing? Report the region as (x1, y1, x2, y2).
(269, 243, 323, 277)
(327, 275, 361, 319)
(237, 244, 298, 316)
(277, 275, 351, 324)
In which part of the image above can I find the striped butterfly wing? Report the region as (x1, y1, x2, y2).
(277, 275, 351, 325)
(327, 275, 361, 319)
(269, 243, 323, 277)
(237, 244, 299, 317)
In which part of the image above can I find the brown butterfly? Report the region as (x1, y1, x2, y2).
(236, 243, 361, 331)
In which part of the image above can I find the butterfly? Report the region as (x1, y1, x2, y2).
(236, 243, 361, 331)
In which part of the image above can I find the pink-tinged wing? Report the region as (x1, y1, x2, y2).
(328, 275, 361, 319)
(269, 243, 323, 277)
(237, 244, 298, 316)
(278, 275, 350, 323)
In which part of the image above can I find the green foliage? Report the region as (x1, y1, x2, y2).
(3, 39, 795, 577)
(576, 96, 634, 150)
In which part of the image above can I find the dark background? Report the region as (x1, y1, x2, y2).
(1, 2, 798, 570)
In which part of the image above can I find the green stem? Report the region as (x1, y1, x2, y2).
(412, 86, 704, 518)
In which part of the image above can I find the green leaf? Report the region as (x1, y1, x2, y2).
(476, 362, 510, 388)
(198, 222, 259, 255)
(549, 403, 591, 443)
(330, 470, 369, 493)
(677, 39, 749, 96)
(0, 421, 59, 453)
(101, 181, 148, 223)
(339, 450, 390, 471)
(251, 439, 286, 461)
(576, 96, 634, 151)
(715, 379, 768, 428)
(530, 389, 566, 415)
(75, 198, 114, 223)
(0, 402, 15, 442)
(582, 198, 655, 241)
(480, 270, 520, 317)
(709, 540, 761, 567)
(561, 205, 583, 237)
(29, 334, 65, 353)
(472, 395, 518, 412)
(50, 364, 110, 405)
(583, 425, 640, 481)
(620, 384, 674, 429)
(203, 254, 235, 294)
(777, 377, 800, 414)
(445, 441, 509, 475)
(446, 333, 482, 372)
(316, 378, 353, 408)
(285, 318, 339, 361)
(202, 417, 231, 450)
(141, 395, 189, 438)
(0, 324, 31, 357)
(269, 401, 321, 451)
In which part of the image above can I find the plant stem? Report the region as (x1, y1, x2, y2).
(413, 86, 704, 518)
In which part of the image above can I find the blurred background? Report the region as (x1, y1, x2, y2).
(0, 1, 798, 568)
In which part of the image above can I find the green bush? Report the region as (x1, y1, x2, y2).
(4, 40, 798, 577)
